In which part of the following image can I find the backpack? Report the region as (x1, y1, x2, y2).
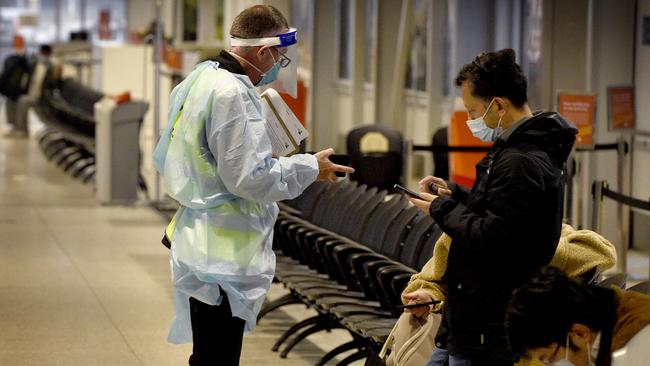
(0, 54, 32, 101)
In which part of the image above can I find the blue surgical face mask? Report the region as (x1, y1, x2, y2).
(256, 52, 281, 86)
(466, 98, 503, 142)
(230, 49, 281, 87)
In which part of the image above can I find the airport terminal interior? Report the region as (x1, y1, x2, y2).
(1, 0, 650, 365)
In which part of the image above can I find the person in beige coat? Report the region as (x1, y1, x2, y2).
(401, 224, 616, 316)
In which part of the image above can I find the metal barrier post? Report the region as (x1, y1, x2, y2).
(405, 139, 414, 188)
(591, 180, 605, 233)
(616, 137, 628, 273)
(565, 154, 575, 225)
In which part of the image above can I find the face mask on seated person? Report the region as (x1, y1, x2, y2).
(466, 98, 503, 142)
(551, 333, 595, 366)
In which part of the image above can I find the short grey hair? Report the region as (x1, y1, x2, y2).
(230, 5, 288, 39)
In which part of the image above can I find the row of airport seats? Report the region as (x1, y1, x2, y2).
(34, 77, 104, 183)
(597, 272, 650, 294)
(260, 179, 443, 365)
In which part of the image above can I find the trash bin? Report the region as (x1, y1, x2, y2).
(94, 97, 148, 204)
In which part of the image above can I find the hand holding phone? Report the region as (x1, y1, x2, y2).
(428, 182, 444, 193)
(394, 184, 425, 200)
(419, 176, 452, 197)
(396, 300, 442, 310)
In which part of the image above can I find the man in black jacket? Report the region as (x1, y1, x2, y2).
(407, 49, 578, 365)
(0, 38, 31, 138)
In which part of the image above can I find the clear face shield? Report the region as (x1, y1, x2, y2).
(230, 28, 299, 98)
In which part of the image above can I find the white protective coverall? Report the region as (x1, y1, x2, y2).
(153, 60, 318, 343)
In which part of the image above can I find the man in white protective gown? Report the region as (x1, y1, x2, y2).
(153, 5, 353, 365)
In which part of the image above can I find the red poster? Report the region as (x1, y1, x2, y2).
(608, 86, 635, 130)
(557, 93, 596, 146)
(99, 9, 111, 40)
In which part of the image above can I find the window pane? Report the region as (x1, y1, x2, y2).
(292, 0, 313, 74)
(338, 0, 352, 79)
(34, 0, 57, 43)
(214, 0, 224, 41)
(521, 0, 544, 108)
(183, 0, 198, 42)
(84, 0, 127, 41)
(60, 0, 82, 41)
(405, 0, 429, 91)
(363, 0, 377, 83)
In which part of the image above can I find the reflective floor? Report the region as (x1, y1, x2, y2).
(0, 134, 360, 365)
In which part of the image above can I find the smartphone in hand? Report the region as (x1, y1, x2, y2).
(428, 182, 444, 193)
(394, 184, 425, 200)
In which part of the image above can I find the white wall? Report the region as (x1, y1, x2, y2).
(636, 0, 650, 135)
(632, 0, 650, 250)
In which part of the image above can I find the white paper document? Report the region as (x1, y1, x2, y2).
(260, 88, 308, 157)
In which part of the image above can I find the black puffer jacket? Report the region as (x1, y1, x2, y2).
(429, 112, 577, 361)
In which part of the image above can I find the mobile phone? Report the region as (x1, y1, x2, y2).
(329, 154, 351, 177)
(428, 182, 444, 193)
(396, 300, 442, 310)
(394, 184, 425, 200)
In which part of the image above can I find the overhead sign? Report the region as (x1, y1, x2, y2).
(557, 92, 596, 147)
(608, 86, 635, 131)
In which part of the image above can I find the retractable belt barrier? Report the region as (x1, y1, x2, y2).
(599, 184, 650, 211)
(577, 142, 628, 153)
(592, 180, 650, 276)
(412, 145, 490, 153)
(412, 142, 628, 154)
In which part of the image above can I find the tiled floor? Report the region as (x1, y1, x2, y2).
(0, 135, 361, 365)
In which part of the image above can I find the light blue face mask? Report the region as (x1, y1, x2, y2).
(257, 55, 281, 86)
(466, 98, 503, 142)
(231, 49, 281, 86)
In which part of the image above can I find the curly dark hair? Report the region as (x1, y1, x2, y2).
(455, 49, 528, 108)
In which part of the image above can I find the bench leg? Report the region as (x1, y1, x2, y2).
(257, 293, 300, 323)
(314, 338, 366, 366)
(271, 314, 325, 352)
(280, 319, 341, 358)
(336, 348, 368, 366)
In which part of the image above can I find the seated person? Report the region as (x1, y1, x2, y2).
(506, 266, 650, 366)
(402, 223, 617, 315)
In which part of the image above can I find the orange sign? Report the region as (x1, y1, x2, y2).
(608, 86, 635, 130)
(557, 93, 596, 146)
(449, 110, 492, 188)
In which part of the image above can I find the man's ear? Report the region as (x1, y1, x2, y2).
(494, 97, 508, 117)
(256, 46, 269, 61)
(569, 323, 593, 342)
